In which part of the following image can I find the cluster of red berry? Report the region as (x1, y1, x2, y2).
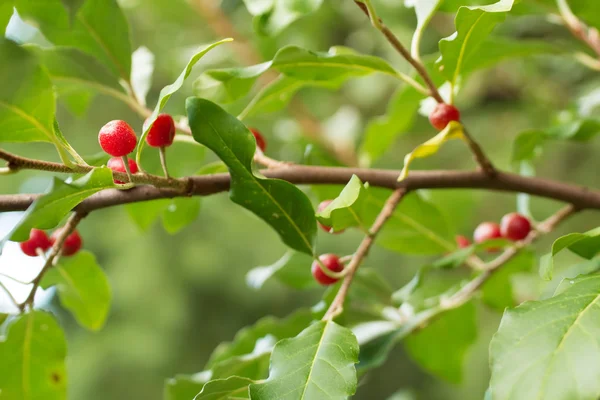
(19, 228, 82, 258)
(456, 212, 532, 251)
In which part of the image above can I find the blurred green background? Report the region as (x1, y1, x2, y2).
(1, 0, 600, 399)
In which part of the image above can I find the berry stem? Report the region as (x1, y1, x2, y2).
(315, 257, 346, 280)
(121, 156, 134, 183)
(0, 280, 20, 311)
(159, 147, 170, 179)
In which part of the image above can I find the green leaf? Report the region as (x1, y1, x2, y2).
(272, 45, 398, 81)
(316, 175, 370, 232)
(248, 320, 359, 399)
(408, 0, 443, 59)
(193, 62, 272, 103)
(40, 251, 111, 331)
(482, 250, 534, 310)
(16, 0, 132, 79)
(8, 167, 116, 242)
(126, 200, 170, 232)
(512, 130, 545, 163)
(196, 162, 229, 175)
(0, 313, 8, 326)
(195, 376, 253, 399)
(162, 198, 201, 234)
(136, 39, 232, 165)
(552, 227, 600, 260)
(0, 38, 57, 143)
(0, 1, 13, 33)
(539, 253, 554, 281)
(489, 274, 600, 400)
(546, 119, 600, 142)
(243, 0, 324, 36)
(130, 46, 154, 107)
(206, 309, 314, 369)
(438, 0, 515, 88)
(165, 373, 210, 400)
(211, 351, 271, 381)
(358, 86, 424, 166)
(187, 97, 317, 255)
(0, 311, 67, 399)
(246, 251, 315, 290)
(404, 301, 476, 383)
(398, 121, 465, 181)
(59, 0, 85, 22)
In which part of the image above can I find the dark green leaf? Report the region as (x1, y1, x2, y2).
(316, 175, 370, 232)
(246, 251, 315, 290)
(195, 376, 253, 399)
(9, 167, 116, 241)
(187, 97, 317, 255)
(40, 251, 111, 331)
(59, 0, 85, 22)
(482, 250, 534, 310)
(404, 301, 476, 383)
(0, 311, 67, 399)
(16, 0, 132, 79)
(243, 0, 323, 36)
(193, 62, 272, 103)
(490, 274, 600, 400)
(248, 320, 359, 399)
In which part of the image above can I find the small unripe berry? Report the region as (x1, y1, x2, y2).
(107, 157, 139, 184)
(19, 229, 52, 257)
(311, 254, 344, 286)
(144, 114, 176, 148)
(500, 213, 531, 241)
(429, 103, 461, 130)
(455, 235, 471, 249)
(51, 229, 82, 256)
(316, 200, 344, 234)
(98, 120, 137, 157)
(250, 128, 267, 152)
(474, 222, 502, 251)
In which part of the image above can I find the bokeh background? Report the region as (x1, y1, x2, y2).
(1, 0, 600, 399)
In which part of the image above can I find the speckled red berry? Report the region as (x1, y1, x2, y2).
(429, 103, 461, 130)
(316, 200, 344, 234)
(500, 213, 531, 241)
(250, 128, 267, 152)
(98, 120, 137, 157)
(144, 114, 175, 148)
(51, 229, 82, 256)
(311, 254, 344, 286)
(19, 229, 52, 257)
(107, 157, 139, 184)
(456, 235, 471, 249)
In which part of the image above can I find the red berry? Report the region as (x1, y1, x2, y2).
(51, 229, 82, 256)
(500, 213, 531, 241)
(455, 235, 471, 249)
(144, 114, 176, 148)
(107, 157, 139, 184)
(316, 200, 344, 234)
(311, 254, 344, 286)
(429, 103, 461, 130)
(98, 120, 137, 157)
(250, 128, 267, 152)
(19, 229, 52, 257)
(474, 222, 502, 252)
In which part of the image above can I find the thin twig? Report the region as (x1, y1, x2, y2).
(556, 0, 600, 58)
(462, 126, 496, 176)
(0, 280, 21, 311)
(323, 188, 407, 320)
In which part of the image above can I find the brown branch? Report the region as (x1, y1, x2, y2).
(1, 167, 600, 213)
(324, 188, 407, 320)
(18, 211, 87, 312)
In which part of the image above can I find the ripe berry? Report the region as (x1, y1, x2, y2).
(107, 157, 139, 184)
(51, 229, 82, 256)
(250, 128, 267, 152)
(19, 229, 52, 257)
(98, 120, 137, 157)
(474, 222, 502, 251)
(144, 114, 176, 148)
(500, 213, 531, 241)
(455, 235, 471, 249)
(316, 200, 344, 234)
(429, 103, 461, 130)
(311, 254, 344, 286)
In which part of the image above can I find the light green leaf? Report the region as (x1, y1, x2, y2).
(243, 0, 323, 36)
(165, 373, 211, 400)
(546, 119, 600, 142)
(15, 0, 132, 79)
(195, 376, 253, 399)
(246, 251, 315, 290)
(0, 1, 13, 33)
(211, 350, 271, 381)
(482, 250, 534, 310)
(552, 227, 600, 261)
(398, 121, 465, 181)
(126, 200, 170, 232)
(358, 85, 424, 166)
(130, 46, 154, 107)
(407, 0, 443, 59)
(162, 198, 201, 234)
(136, 39, 232, 165)
(490, 274, 600, 400)
(187, 97, 317, 255)
(0, 38, 56, 143)
(539, 253, 554, 281)
(8, 167, 117, 242)
(193, 62, 272, 103)
(248, 320, 359, 400)
(438, 0, 515, 89)
(40, 251, 111, 331)
(196, 161, 229, 175)
(316, 175, 370, 232)
(512, 130, 545, 163)
(0, 311, 67, 399)
(404, 301, 476, 383)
